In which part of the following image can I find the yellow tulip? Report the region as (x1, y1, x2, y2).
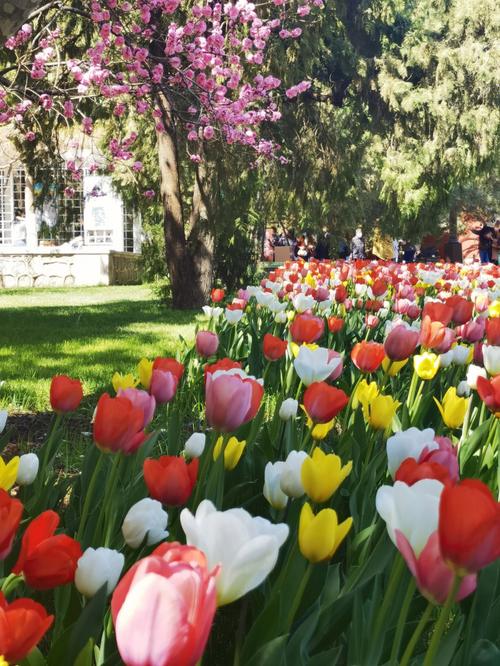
(413, 352, 440, 380)
(138, 358, 154, 390)
(362, 394, 400, 431)
(433, 387, 468, 429)
(301, 448, 352, 503)
(302, 409, 335, 440)
(488, 300, 500, 318)
(304, 273, 317, 288)
(0, 455, 20, 491)
(352, 379, 379, 409)
(382, 357, 408, 376)
(112, 372, 138, 393)
(299, 502, 353, 563)
(213, 436, 246, 470)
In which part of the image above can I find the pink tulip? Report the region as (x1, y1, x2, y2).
(384, 325, 419, 361)
(393, 299, 411, 315)
(150, 370, 178, 405)
(407, 304, 421, 320)
(118, 388, 156, 428)
(195, 331, 219, 358)
(365, 314, 379, 329)
(327, 350, 343, 381)
(434, 327, 456, 354)
(111, 542, 217, 666)
(396, 531, 476, 605)
(419, 436, 459, 484)
(474, 342, 484, 366)
(456, 317, 486, 343)
(205, 370, 263, 432)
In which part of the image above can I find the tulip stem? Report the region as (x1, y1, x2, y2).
(389, 577, 416, 663)
(422, 575, 461, 666)
(371, 554, 405, 644)
(36, 412, 63, 491)
(77, 452, 104, 543)
(103, 454, 124, 547)
(285, 562, 313, 630)
(399, 602, 433, 666)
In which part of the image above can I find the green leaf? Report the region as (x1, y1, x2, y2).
(245, 635, 288, 666)
(19, 648, 47, 666)
(468, 639, 500, 665)
(74, 639, 95, 666)
(241, 593, 283, 663)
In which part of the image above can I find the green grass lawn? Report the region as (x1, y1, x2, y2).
(0, 285, 200, 413)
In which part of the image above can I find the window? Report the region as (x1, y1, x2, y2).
(0, 168, 13, 245)
(123, 206, 135, 253)
(86, 229, 113, 244)
(13, 168, 26, 218)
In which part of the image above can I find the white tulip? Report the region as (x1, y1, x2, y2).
(180, 499, 289, 605)
(255, 290, 275, 308)
(75, 547, 124, 597)
(184, 432, 206, 458)
(246, 285, 259, 298)
(265, 280, 281, 294)
(483, 345, 500, 376)
(278, 398, 298, 420)
(386, 427, 438, 478)
(268, 298, 287, 314)
(0, 410, 7, 434)
(439, 350, 455, 368)
(318, 299, 332, 312)
(16, 453, 39, 486)
(263, 462, 288, 510)
(293, 293, 316, 313)
(279, 450, 307, 498)
(202, 306, 223, 319)
(354, 283, 368, 297)
(275, 311, 288, 323)
(225, 308, 244, 325)
(466, 364, 487, 390)
(457, 381, 471, 397)
(453, 345, 471, 366)
(376, 479, 444, 556)
(122, 498, 169, 549)
(294, 346, 340, 386)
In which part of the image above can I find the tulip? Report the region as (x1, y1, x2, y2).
(263, 333, 288, 361)
(205, 369, 263, 432)
(452, 344, 472, 366)
(213, 436, 246, 470)
(474, 341, 484, 365)
(293, 293, 316, 312)
(489, 300, 500, 317)
(279, 450, 308, 498)
(351, 341, 385, 373)
(0, 489, 23, 559)
(396, 531, 476, 605)
(150, 369, 179, 404)
(326, 350, 344, 381)
(422, 301, 453, 326)
(13, 511, 82, 590)
(180, 499, 289, 605)
(204, 357, 242, 382)
(457, 380, 471, 397)
(50, 374, 83, 412)
(299, 503, 353, 563)
(0, 593, 53, 664)
(112, 372, 138, 392)
(184, 432, 206, 458)
(483, 345, 500, 376)
(118, 387, 156, 428)
(476, 375, 500, 415)
(202, 305, 223, 319)
(456, 317, 485, 343)
(386, 427, 438, 478)
(290, 313, 325, 343)
(225, 308, 244, 325)
(439, 479, 500, 574)
(0, 410, 6, 434)
(75, 547, 125, 597)
(196, 330, 219, 357)
(414, 352, 440, 380)
(486, 317, 500, 345)
(211, 288, 225, 302)
(153, 357, 184, 381)
(122, 498, 169, 549)
(381, 357, 408, 376)
(445, 295, 473, 325)
(434, 327, 456, 354)
(438, 349, 455, 368)
(395, 458, 453, 487)
(419, 316, 446, 349)
(303, 381, 349, 424)
(327, 316, 344, 333)
(16, 453, 39, 486)
(279, 398, 298, 420)
(111, 542, 217, 666)
(334, 284, 347, 302)
(352, 379, 379, 409)
(294, 346, 341, 385)
(301, 448, 352, 503)
(384, 325, 419, 361)
(263, 461, 288, 509)
(0, 455, 19, 491)
(419, 436, 459, 483)
(144, 456, 198, 506)
(138, 357, 154, 390)
(362, 393, 400, 431)
(434, 387, 468, 429)
(376, 479, 444, 556)
(93, 393, 146, 455)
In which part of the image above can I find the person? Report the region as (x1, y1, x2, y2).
(295, 234, 309, 260)
(338, 237, 349, 259)
(472, 221, 494, 264)
(351, 227, 365, 260)
(12, 208, 27, 246)
(402, 241, 416, 263)
(263, 227, 275, 261)
(392, 238, 400, 262)
(314, 226, 331, 260)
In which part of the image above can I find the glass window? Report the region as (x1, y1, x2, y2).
(0, 169, 13, 245)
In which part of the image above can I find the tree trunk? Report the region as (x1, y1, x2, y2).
(444, 201, 463, 262)
(156, 100, 214, 309)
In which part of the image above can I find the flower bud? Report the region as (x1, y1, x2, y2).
(195, 331, 219, 358)
(184, 432, 206, 458)
(16, 453, 39, 486)
(75, 547, 124, 597)
(466, 364, 487, 390)
(279, 398, 298, 420)
(279, 450, 307, 498)
(263, 462, 288, 510)
(122, 498, 169, 549)
(456, 381, 471, 397)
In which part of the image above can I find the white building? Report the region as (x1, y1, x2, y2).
(0, 132, 142, 288)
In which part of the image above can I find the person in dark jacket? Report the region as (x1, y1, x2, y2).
(351, 228, 366, 260)
(314, 226, 331, 260)
(472, 221, 494, 263)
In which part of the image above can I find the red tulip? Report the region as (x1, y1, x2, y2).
(445, 295, 474, 325)
(263, 334, 288, 361)
(439, 479, 500, 574)
(0, 592, 53, 664)
(422, 302, 453, 326)
(111, 542, 217, 666)
(371, 278, 388, 297)
(12, 511, 82, 590)
(327, 316, 344, 334)
(0, 489, 23, 560)
(384, 325, 419, 361)
(144, 456, 199, 506)
(351, 341, 385, 373)
(486, 318, 500, 346)
(50, 375, 83, 412)
(211, 288, 225, 302)
(334, 285, 347, 303)
(93, 393, 146, 454)
(204, 357, 242, 384)
(419, 316, 446, 349)
(290, 313, 325, 344)
(395, 458, 453, 487)
(150, 370, 179, 404)
(196, 331, 219, 357)
(303, 381, 349, 423)
(205, 370, 263, 432)
(153, 357, 184, 381)
(476, 375, 500, 414)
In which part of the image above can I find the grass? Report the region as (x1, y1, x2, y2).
(0, 285, 200, 414)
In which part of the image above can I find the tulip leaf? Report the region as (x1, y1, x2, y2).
(307, 646, 344, 666)
(240, 592, 283, 663)
(434, 615, 464, 665)
(285, 601, 321, 666)
(459, 419, 491, 469)
(244, 635, 288, 666)
(468, 639, 500, 665)
(19, 648, 46, 666)
(73, 639, 94, 666)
